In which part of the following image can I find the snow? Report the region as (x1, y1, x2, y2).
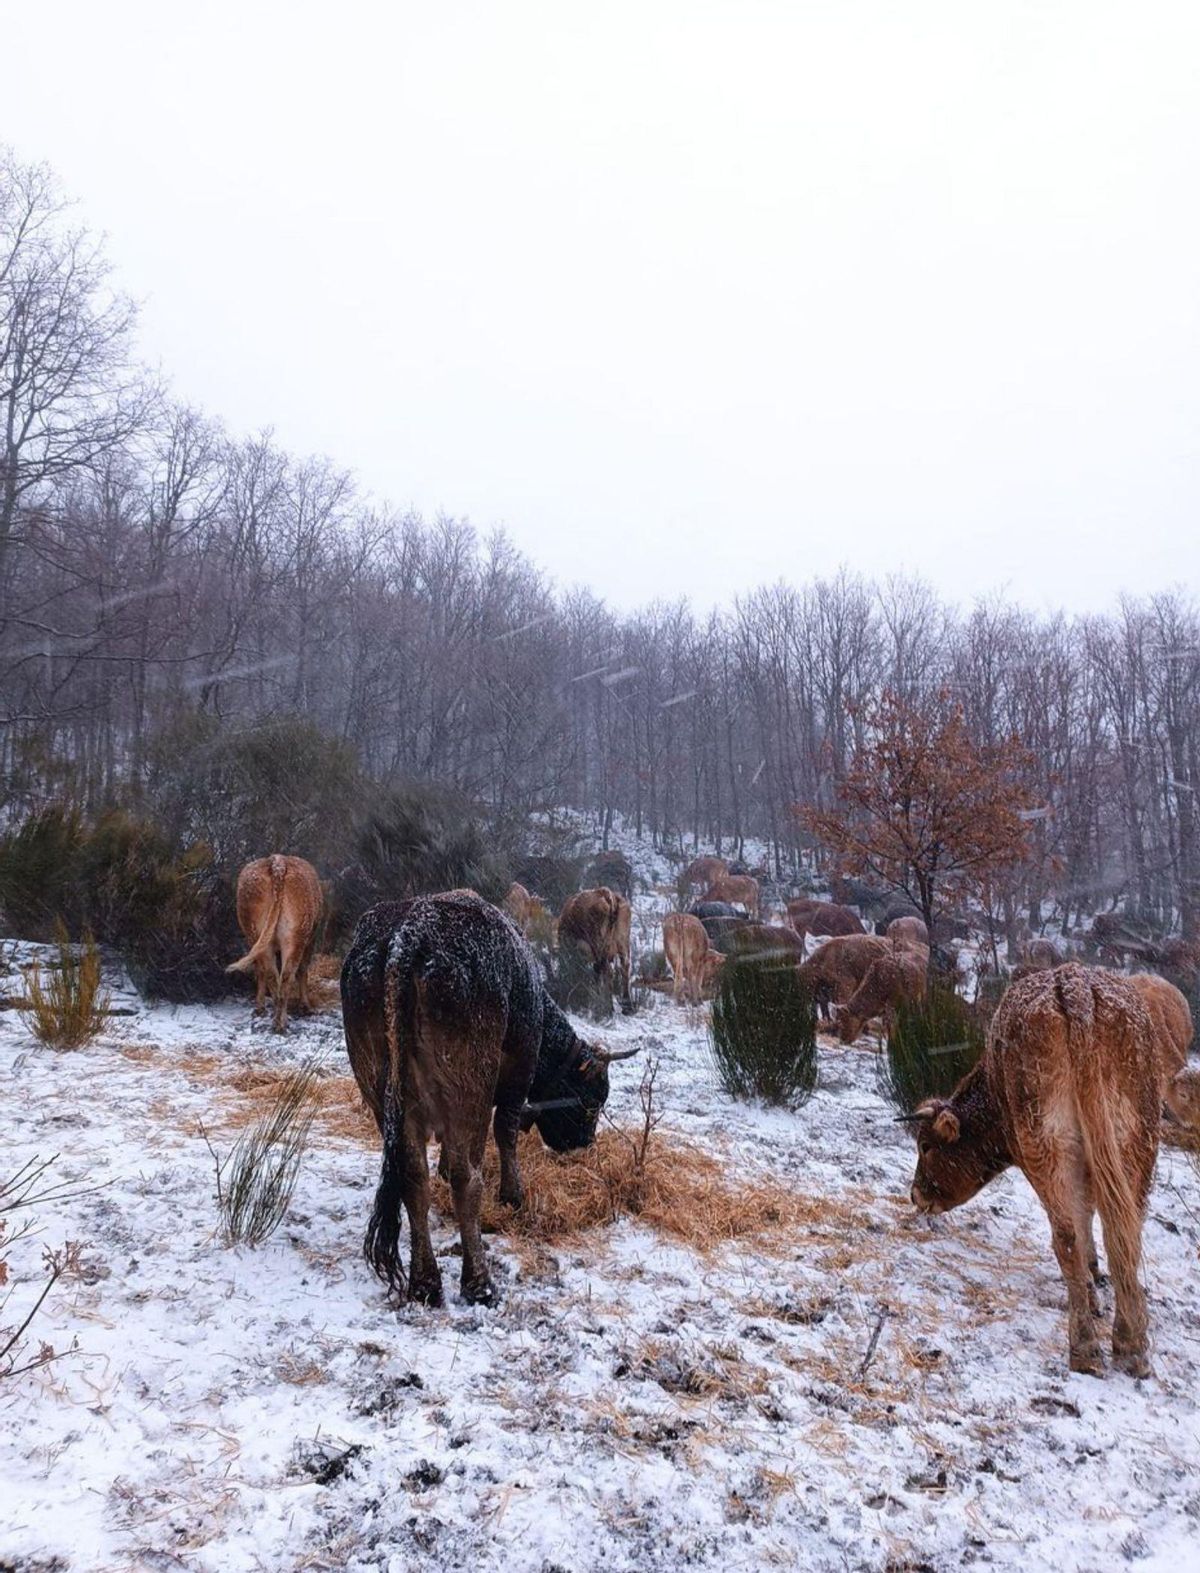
(2, 897, 1200, 1572)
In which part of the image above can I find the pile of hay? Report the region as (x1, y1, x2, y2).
(431, 1127, 868, 1253)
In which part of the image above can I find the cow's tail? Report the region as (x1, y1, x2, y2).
(1060, 967, 1147, 1286)
(226, 854, 288, 974)
(363, 927, 420, 1294)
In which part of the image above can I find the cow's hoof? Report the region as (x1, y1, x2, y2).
(498, 1184, 524, 1210)
(408, 1275, 444, 1308)
(1069, 1342, 1105, 1377)
(462, 1276, 498, 1307)
(1113, 1349, 1151, 1380)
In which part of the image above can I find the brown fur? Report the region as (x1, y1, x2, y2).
(704, 874, 760, 919)
(559, 887, 633, 1003)
(662, 912, 724, 1004)
(886, 915, 929, 949)
(787, 899, 864, 940)
(908, 964, 1161, 1377)
(227, 854, 324, 1033)
(837, 943, 928, 1043)
(1165, 1066, 1200, 1128)
(1127, 972, 1193, 1089)
(503, 881, 535, 933)
(795, 933, 890, 1018)
(680, 855, 729, 897)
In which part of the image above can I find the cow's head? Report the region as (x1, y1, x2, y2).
(1166, 1067, 1200, 1131)
(904, 1092, 1009, 1215)
(526, 1002, 641, 1151)
(701, 950, 726, 989)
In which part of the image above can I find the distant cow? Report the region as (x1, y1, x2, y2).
(837, 943, 928, 1043)
(795, 934, 890, 1019)
(342, 892, 637, 1305)
(662, 912, 724, 1004)
(886, 915, 929, 949)
(503, 881, 535, 933)
(558, 887, 632, 1004)
(680, 855, 728, 899)
(227, 854, 324, 1033)
(1011, 936, 1065, 978)
(688, 900, 750, 953)
(704, 874, 760, 919)
(727, 923, 806, 964)
(906, 965, 1160, 1377)
(787, 899, 863, 940)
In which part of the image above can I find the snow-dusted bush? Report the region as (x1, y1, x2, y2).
(877, 983, 984, 1114)
(709, 955, 817, 1107)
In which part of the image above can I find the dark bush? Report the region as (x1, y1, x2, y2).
(584, 849, 634, 899)
(0, 806, 84, 939)
(549, 942, 614, 1021)
(332, 780, 511, 941)
(709, 955, 818, 1107)
(877, 983, 985, 1114)
(510, 852, 585, 913)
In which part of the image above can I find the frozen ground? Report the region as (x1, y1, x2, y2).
(2, 917, 1200, 1573)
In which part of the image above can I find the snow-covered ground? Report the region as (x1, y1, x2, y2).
(2, 909, 1200, 1572)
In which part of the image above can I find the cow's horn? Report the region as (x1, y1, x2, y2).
(893, 1112, 927, 1123)
(596, 1045, 641, 1063)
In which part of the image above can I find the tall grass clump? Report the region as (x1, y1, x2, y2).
(208, 1061, 319, 1246)
(20, 926, 111, 1050)
(709, 955, 818, 1107)
(877, 983, 985, 1114)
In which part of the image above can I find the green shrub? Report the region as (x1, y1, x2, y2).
(510, 852, 585, 913)
(332, 780, 510, 939)
(20, 925, 111, 1050)
(709, 955, 818, 1107)
(0, 807, 85, 939)
(877, 983, 985, 1114)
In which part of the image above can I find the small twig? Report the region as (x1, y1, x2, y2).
(855, 1306, 888, 1383)
(0, 1265, 62, 1368)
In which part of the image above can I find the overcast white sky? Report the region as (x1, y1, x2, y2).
(6, 2, 1198, 612)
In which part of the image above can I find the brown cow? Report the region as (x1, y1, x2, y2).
(559, 887, 632, 1004)
(662, 912, 725, 1004)
(727, 923, 806, 964)
(704, 874, 760, 919)
(1127, 972, 1193, 1089)
(227, 854, 324, 1033)
(503, 881, 535, 933)
(1166, 1066, 1200, 1127)
(837, 943, 928, 1044)
(680, 855, 729, 899)
(795, 934, 890, 1019)
(787, 899, 864, 940)
(886, 915, 929, 949)
(906, 965, 1160, 1377)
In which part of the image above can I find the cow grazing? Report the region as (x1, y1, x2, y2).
(227, 854, 324, 1033)
(1127, 972, 1193, 1088)
(680, 855, 728, 899)
(727, 922, 806, 964)
(886, 915, 929, 949)
(342, 892, 638, 1305)
(795, 933, 890, 1019)
(906, 964, 1161, 1377)
(558, 886, 633, 1004)
(688, 900, 749, 953)
(1166, 1066, 1200, 1128)
(787, 899, 864, 940)
(662, 912, 724, 1004)
(836, 943, 928, 1044)
(704, 873, 760, 919)
(503, 881, 535, 933)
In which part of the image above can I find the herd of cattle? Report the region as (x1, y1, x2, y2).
(223, 850, 1200, 1378)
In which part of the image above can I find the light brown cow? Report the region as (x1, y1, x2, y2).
(559, 886, 632, 1003)
(886, 915, 929, 949)
(227, 854, 324, 1033)
(704, 874, 760, 919)
(795, 934, 890, 1019)
(837, 943, 928, 1043)
(1166, 1066, 1200, 1127)
(787, 899, 864, 940)
(503, 881, 535, 934)
(680, 855, 729, 899)
(907, 965, 1160, 1377)
(662, 912, 725, 1004)
(1127, 972, 1193, 1088)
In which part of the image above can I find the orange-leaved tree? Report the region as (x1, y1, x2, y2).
(801, 688, 1034, 936)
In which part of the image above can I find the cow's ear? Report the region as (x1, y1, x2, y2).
(931, 1106, 961, 1144)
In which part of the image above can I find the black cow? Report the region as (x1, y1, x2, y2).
(342, 891, 637, 1307)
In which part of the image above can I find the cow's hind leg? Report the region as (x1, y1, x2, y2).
(1099, 1149, 1153, 1379)
(1031, 1145, 1104, 1373)
(400, 1098, 443, 1306)
(447, 1123, 494, 1304)
(253, 958, 269, 1016)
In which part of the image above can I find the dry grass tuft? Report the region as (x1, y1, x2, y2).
(20, 926, 111, 1050)
(429, 1126, 868, 1253)
(224, 1068, 377, 1144)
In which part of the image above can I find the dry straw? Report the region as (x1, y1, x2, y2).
(20, 924, 111, 1050)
